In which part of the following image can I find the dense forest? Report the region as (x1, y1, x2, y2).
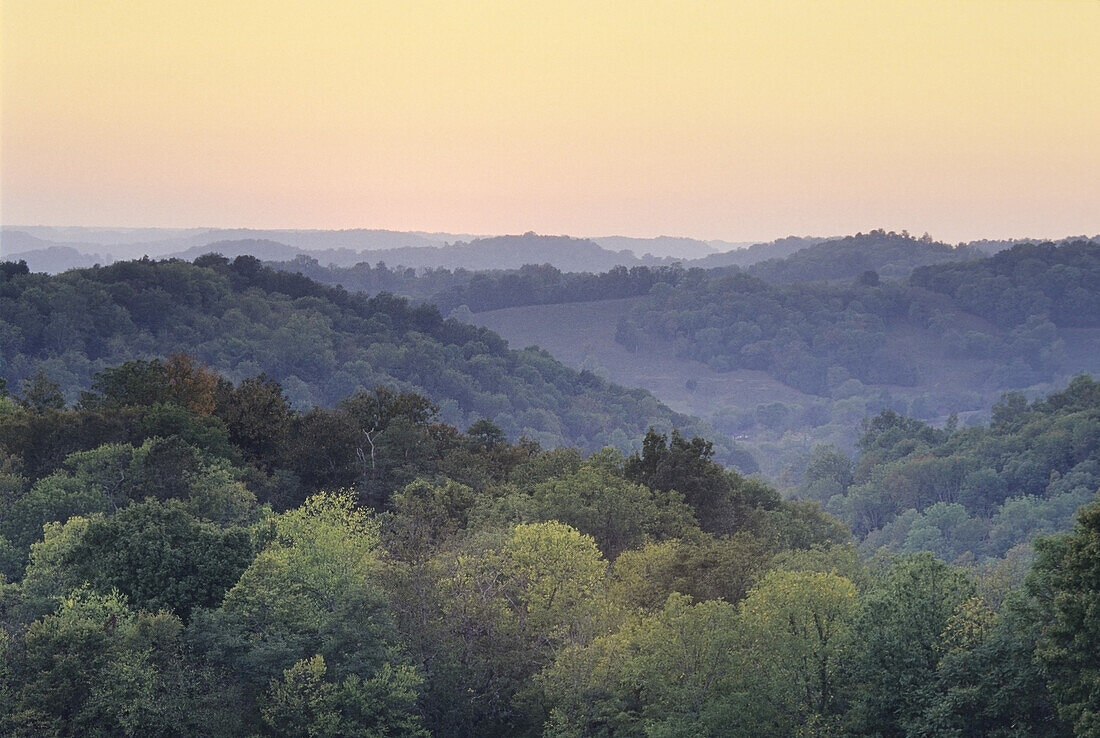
(911, 240, 1100, 328)
(617, 240, 1100, 396)
(799, 375, 1100, 562)
(1, 359, 1098, 736)
(0, 256, 752, 468)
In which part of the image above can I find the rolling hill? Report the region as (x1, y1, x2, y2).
(0, 254, 752, 469)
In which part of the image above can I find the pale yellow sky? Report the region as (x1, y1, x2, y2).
(2, 0, 1097, 243)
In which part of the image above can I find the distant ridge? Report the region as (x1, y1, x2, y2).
(743, 231, 982, 283)
(172, 239, 305, 262)
(593, 235, 724, 259)
(169, 233, 657, 273)
(6, 225, 1097, 276)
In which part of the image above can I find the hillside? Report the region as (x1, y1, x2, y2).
(621, 241, 1100, 393)
(799, 376, 1100, 562)
(686, 235, 828, 268)
(592, 235, 727, 258)
(263, 233, 979, 319)
(743, 230, 982, 283)
(468, 297, 1069, 481)
(4, 244, 110, 273)
(470, 297, 816, 422)
(911, 240, 1100, 327)
(0, 255, 750, 467)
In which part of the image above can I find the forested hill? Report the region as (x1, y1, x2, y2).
(0, 256, 752, 468)
(911, 239, 1100, 327)
(263, 258, 683, 314)
(800, 375, 1100, 562)
(172, 233, 655, 273)
(617, 240, 1100, 396)
(743, 230, 982, 283)
(683, 235, 827, 268)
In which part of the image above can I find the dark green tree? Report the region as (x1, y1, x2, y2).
(625, 428, 778, 535)
(19, 370, 65, 412)
(21, 499, 254, 619)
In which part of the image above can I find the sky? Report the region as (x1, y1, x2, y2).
(2, 0, 1098, 244)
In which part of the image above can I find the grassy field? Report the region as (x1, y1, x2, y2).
(470, 298, 815, 417)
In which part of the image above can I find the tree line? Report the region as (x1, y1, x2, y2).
(266, 257, 686, 315)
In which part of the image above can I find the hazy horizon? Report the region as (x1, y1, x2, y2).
(4, 223, 1096, 246)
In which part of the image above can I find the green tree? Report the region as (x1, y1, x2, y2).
(19, 370, 65, 412)
(382, 478, 476, 561)
(1030, 500, 1100, 736)
(625, 429, 778, 535)
(214, 374, 293, 464)
(259, 655, 428, 738)
(79, 359, 172, 410)
(540, 594, 743, 738)
(525, 451, 698, 558)
(496, 522, 609, 650)
(193, 492, 393, 678)
(20, 499, 254, 619)
(0, 472, 110, 556)
(187, 491, 417, 734)
(905, 593, 1063, 738)
(739, 569, 858, 735)
(799, 444, 854, 503)
(422, 521, 610, 735)
(611, 533, 773, 611)
(7, 588, 235, 737)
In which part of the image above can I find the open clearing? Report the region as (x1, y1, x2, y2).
(470, 298, 818, 420)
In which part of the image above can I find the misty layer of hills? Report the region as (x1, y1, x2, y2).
(0, 227, 468, 271)
(1, 226, 828, 274)
(4, 228, 1099, 487)
(7, 224, 1097, 279)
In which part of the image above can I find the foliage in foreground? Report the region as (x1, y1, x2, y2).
(0, 359, 1095, 736)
